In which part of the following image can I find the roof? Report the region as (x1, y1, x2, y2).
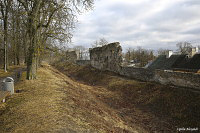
(183, 54, 200, 69)
(147, 55, 167, 69)
(148, 54, 188, 70)
(163, 54, 187, 69)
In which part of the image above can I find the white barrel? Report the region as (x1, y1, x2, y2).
(2, 77, 14, 95)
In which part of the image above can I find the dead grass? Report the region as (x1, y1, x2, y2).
(1, 61, 199, 132)
(53, 61, 200, 132)
(0, 63, 144, 133)
(0, 65, 26, 78)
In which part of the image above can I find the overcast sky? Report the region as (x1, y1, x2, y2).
(71, 0, 200, 52)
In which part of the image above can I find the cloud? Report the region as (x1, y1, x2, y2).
(72, 0, 200, 51)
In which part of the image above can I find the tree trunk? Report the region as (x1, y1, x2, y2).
(16, 13, 20, 65)
(26, 46, 37, 80)
(4, 39, 7, 72)
(26, 1, 42, 80)
(16, 54, 20, 65)
(23, 33, 27, 64)
(12, 15, 16, 65)
(26, 20, 37, 80)
(3, 11, 8, 72)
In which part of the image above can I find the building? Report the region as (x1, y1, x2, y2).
(189, 47, 199, 57)
(166, 50, 173, 58)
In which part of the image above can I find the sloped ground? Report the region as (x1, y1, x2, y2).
(53, 62, 200, 132)
(0, 65, 26, 78)
(0, 64, 144, 133)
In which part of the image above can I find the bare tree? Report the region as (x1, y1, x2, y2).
(157, 48, 170, 55)
(0, 0, 11, 72)
(124, 47, 155, 67)
(0, 0, 94, 79)
(16, 0, 94, 79)
(176, 41, 192, 54)
(125, 47, 132, 62)
(91, 38, 108, 48)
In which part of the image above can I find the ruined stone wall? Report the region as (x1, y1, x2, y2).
(89, 42, 122, 72)
(76, 60, 90, 66)
(154, 70, 200, 90)
(66, 51, 77, 63)
(89, 42, 200, 90)
(119, 67, 200, 90)
(119, 67, 154, 81)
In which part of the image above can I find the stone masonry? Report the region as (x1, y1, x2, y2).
(66, 51, 77, 63)
(89, 42, 122, 73)
(88, 42, 200, 90)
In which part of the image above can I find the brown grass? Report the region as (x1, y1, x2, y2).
(0, 65, 26, 78)
(1, 61, 199, 133)
(53, 61, 200, 132)
(0, 63, 144, 133)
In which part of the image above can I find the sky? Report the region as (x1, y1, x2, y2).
(71, 0, 200, 52)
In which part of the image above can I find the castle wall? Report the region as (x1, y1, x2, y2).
(154, 70, 200, 90)
(89, 42, 122, 73)
(66, 51, 77, 63)
(89, 42, 200, 90)
(76, 60, 90, 66)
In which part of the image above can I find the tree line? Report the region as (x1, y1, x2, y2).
(124, 47, 155, 67)
(0, 0, 93, 79)
(124, 41, 200, 67)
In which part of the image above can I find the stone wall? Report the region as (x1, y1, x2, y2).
(89, 42, 122, 72)
(88, 42, 200, 90)
(119, 67, 200, 90)
(66, 51, 77, 63)
(154, 70, 200, 90)
(119, 67, 155, 82)
(76, 60, 90, 66)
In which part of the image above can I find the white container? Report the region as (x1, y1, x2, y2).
(2, 77, 14, 95)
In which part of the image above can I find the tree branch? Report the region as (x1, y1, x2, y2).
(17, 0, 28, 11)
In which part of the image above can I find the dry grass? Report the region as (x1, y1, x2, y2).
(0, 65, 26, 78)
(1, 61, 199, 132)
(53, 61, 200, 132)
(0, 63, 143, 133)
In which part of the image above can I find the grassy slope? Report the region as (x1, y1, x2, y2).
(53, 61, 200, 132)
(0, 64, 145, 133)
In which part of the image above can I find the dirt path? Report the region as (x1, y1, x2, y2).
(0, 64, 146, 133)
